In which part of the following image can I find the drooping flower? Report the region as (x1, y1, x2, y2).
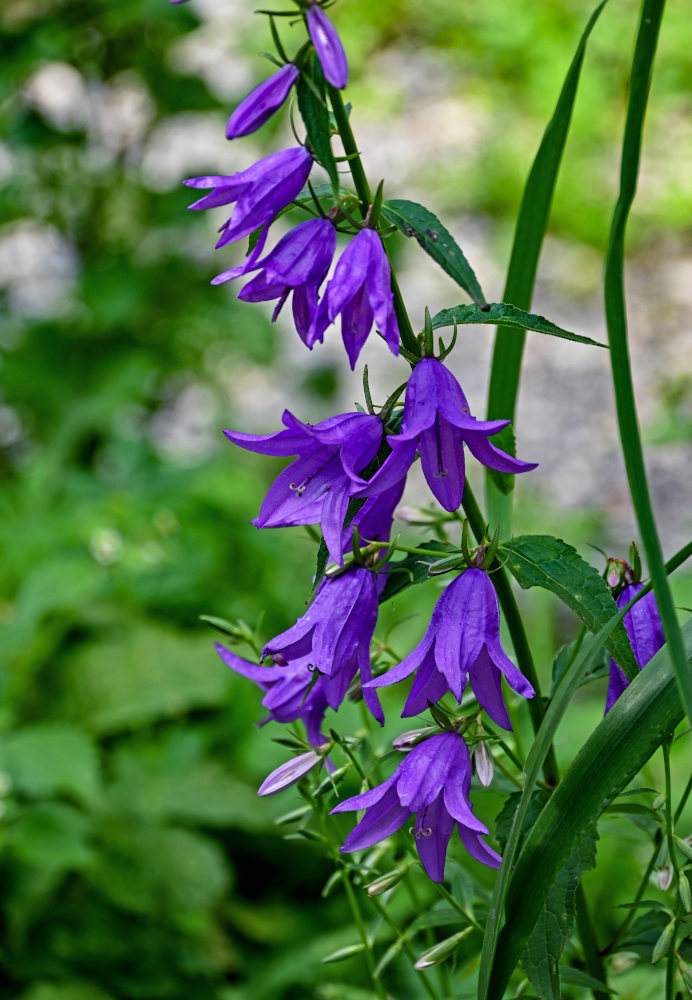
(213, 217, 337, 345)
(184, 146, 313, 248)
(310, 228, 399, 369)
(263, 566, 384, 725)
(216, 643, 329, 747)
(606, 583, 664, 712)
(332, 732, 500, 881)
(224, 409, 384, 563)
(367, 568, 535, 729)
(353, 358, 536, 511)
(306, 2, 348, 90)
(226, 63, 300, 139)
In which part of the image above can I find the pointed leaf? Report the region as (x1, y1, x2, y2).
(296, 53, 339, 192)
(432, 302, 605, 347)
(381, 199, 485, 306)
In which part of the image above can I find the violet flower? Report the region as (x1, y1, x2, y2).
(224, 409, 384, 563)
(367, 568, 535, 730)
(264, 566, 384, 725)
(606, 583, 664, 712)
(310, 229, 399, 369)
(213, 217, 337, 346)
(184, 146, 313, 248)
(353, 358, 536, 512)
(226, 63, 299, 139)
(306, 3, 348, 90)
(216, 643, 329, 746)
(332, 732, 500, 881)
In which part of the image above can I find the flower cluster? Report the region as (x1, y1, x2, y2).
(182, 0, 542, 886)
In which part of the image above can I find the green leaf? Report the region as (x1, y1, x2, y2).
(381, 199, 486, 306)
(378, 540, 455, 603)
(320, 943, 365, 964)
(560, 967, 618, 994)
(431, 302, 605, 348)
(520, 825, 598, 1000)
(2, 724, 100, 806)
(485, 0, 609, 506)
(494, 790, 549, 854)
(501, 534, 638, 678)
(550, 640, 609, 694)
(296, 54, 339, 193)
(483, 618, 692, 999)
(602, 0, 692, 731)
(17, 983, 116, 1000)
(9, 802, 94, 873)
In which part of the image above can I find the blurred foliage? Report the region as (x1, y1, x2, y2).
(0, 0, 691, 997)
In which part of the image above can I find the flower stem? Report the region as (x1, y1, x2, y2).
(369, 894, 443, 1000)
(327, 85, 419, 356)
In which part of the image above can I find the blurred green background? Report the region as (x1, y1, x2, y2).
(1, 0, 691, 997)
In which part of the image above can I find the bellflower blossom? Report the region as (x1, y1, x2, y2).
(264, 566, 384, 725)
(306, 2, 348, 90)
(226, 63, 300, 139)
(184, 146, 313, 248)
(353, 358, 536, 511)
(310, 228, 399, 369)
(213, 217, 337, 345)
(606, 583, 665, 712)
(224, 409, 384, 563)
(332, 732, 500, 881)
(216, 643, 329, 747)
(367, 568, 535, 729)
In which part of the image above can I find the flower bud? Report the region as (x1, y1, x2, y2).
(226, 63, 299, 139)
(413, 928, 473, 970)
(365, 865, 410, 897)
(679, 872, 692, 913)
(651, 919, 676, 964)
(474, 741, 495, 787)
(657, 865, 674, 892)
(258, 749, 322, 796)
(392, 726, 439, 751)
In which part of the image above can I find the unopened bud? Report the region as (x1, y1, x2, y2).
(657, 865, 674, 892)
(365, 866, 410, 897)
(651, 920, 676, 964)
(258, 749, 323, 796)
(321, 943, 366, 964)
(680, 873, 692, 913)
(474, 741, 494, 787)
(679, 956, 692, 994)
(652, 793, 666, 811)
(413, 928, 473, 970)
(675, 836, 692, 862)
(392, 726, 439, 751)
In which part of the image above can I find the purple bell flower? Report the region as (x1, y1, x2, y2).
(215, 643, 330, 747)
(264, 566, 384, 725)
(226, 63, 300, 139)
(605, 583, 665, 712)
(306, 3, 348, 90)
(212, 217, 337, 346)
(332, 732, 500, 881)
(224, 409, 384, 564)
(353, 358, 536, 512)
(367, 568, 535, 730)
(184, 146, 313, 248)
(310, 228, 399, 369)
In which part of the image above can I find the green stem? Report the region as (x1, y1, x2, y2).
(327, 85, 419, 356)
(674, 770, 692, 825)
(369, 895, 443, 1000)
(603, 0, 692, 731)
(663, 740, 681, 884)
(575, 883, 610, 1000)
(604, 833, 660, 952)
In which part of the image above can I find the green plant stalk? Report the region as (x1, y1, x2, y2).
(602, 0, 692, 732)
(675, 771, 692, 824)
(369, 894, 443, 1000)
(574, 884, 610, 1000)
(485, 0, 609, 531)
(327, 85, 419, 356)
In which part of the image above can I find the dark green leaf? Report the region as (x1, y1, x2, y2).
(550, 640, 609, 694)
(520, 825, 598, 1000)
(560, 967, 618, 994)
(296, 54, 339, 193)
(484, 0, 609, 506)
(378, 541, 455, 603)
(494, 790, 549, 854)
(381, 199, 486, 306)
(432, 302, 605, 347)
(501, 535, 638, 678)
(3, 725, 100, 806)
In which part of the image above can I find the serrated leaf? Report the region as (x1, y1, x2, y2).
(501, 535, 638, 677)
(296, 54, 339, 193)
(381, 199, 485, 306)
(378, 541, 456, 603)
(520, 824, 599, 1000)
(560, 966, 618, 994)
(432, 302, 605, 347)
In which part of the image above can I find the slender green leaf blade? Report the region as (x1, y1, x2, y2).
(485, 618, 692, 999)
(431, 302, 605, 348)
(381, 199, 486, 306)
(484, 0, 609, 506)
(501, 534, 638, 678)
(560, 967, 618, 994)
(296, 54, 339, 193)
